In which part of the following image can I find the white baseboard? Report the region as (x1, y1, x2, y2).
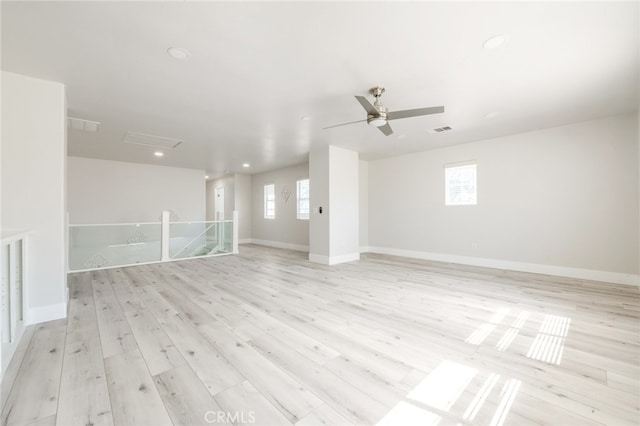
(309, 252, 360, 265)
(330, 252, 360, 265)
(249, 239, 309, 253)
(27, 302, 67, 325)
(308, 253, 330, 264)
(364, 246, 639, 287)
(238, 238, 252, 245)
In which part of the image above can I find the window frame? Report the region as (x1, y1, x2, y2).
(444, 162, 477, 206)
(296, 178, 310, 220)
(263, 183, 276, 219)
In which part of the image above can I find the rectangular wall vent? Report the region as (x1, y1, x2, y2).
(68, 117, 100, 132)
(123, 131, 183, 149)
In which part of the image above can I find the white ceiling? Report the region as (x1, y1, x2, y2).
(2, 1, 638, 178)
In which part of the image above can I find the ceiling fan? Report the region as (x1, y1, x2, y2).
(324, 86, 444, 136)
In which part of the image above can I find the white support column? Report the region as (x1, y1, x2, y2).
(232, 210, 239, 254)
(1, 245, 9, 344)
(161, 211, 170, 261)
(8, 242, 16, 343)
(22, 237, 30, 325)
(309, 145, 360, 265)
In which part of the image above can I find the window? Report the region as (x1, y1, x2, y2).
(296, 179, 310, 220)
(264, 183, 275, 219)
(445, 163, 477, 205)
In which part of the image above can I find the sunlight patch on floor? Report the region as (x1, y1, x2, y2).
(496, 311, 530, 351)
(465, 307, 510, 345)
(407, 360, 477, 411)
(489, 378, 522, 426)
(527, 315, 571, 364)
(377, 401, 441, 426)
(377, 359, 523, 426)
(463, 372, 500, 421)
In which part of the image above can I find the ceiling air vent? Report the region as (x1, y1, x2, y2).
(123, 131, 183, 149)
(431, 126, 452, 133)
(68, 117, 100, 132)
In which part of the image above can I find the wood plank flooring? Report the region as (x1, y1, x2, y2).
(2, 244, 639, 426)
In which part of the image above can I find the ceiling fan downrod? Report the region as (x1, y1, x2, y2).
(370, 86, 387, 113)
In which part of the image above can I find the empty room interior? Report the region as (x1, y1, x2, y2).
(1, 1, 639, 426)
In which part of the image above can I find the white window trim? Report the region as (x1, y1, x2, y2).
(264, 183, 275, 219)
(444, 162, 477, 206)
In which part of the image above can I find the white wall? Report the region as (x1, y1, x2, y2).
(328, 146, 359, 261)
(1, 72, 67, 322)
(359, 160, 369, 250)
(368, 113, 639, 285)
(68, 156, 205, 224)
(234, 173, 252, 242)
(251, 163, 309, 251)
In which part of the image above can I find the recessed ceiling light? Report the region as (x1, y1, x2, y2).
(397, 134, 407, 140)
(301, 116, 312, 121)
(484, 111, 501, 119)
(154, 151, 164, 157)
(483, 34, 509, 49)
(205, 175, 209, 179)
(242, 163, 250, 168)
(167, 47, 191, 59)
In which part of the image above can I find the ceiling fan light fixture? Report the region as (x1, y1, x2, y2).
(368, 116, 387, 127)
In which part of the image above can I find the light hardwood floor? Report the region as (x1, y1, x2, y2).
(2, 244, 639, 426)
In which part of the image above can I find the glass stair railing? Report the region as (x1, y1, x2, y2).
(68, 211, 238, 272)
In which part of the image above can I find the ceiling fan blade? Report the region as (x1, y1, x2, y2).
(355, 95, 378, 115)
(322, 119, 368, 130)
(378, 122, 393, 136)
(387, 106, 445, 121)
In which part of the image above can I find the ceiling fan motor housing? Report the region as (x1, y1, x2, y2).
(369, 86, 388, 126)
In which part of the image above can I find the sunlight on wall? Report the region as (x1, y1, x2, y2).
(526, 314, 571, 364)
